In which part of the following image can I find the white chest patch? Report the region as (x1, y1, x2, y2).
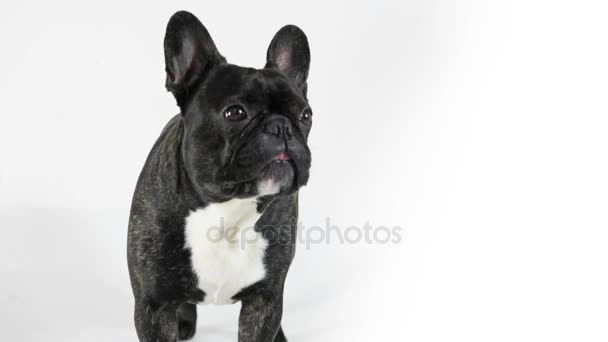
(184, 198, 267, 305)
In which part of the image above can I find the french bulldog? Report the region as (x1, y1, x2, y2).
(127, 11, 312, 342)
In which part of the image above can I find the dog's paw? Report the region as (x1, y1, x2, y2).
(178, 319, 196, 340)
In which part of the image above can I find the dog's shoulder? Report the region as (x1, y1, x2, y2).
(160, 113, 182, 137)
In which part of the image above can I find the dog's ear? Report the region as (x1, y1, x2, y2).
(266, 25, 310, 96)
(164, 11, 225, 108)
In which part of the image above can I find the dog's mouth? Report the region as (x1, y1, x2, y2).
(216, 149, 298, 196)
(273, 152, 291, 161)
(215, 126, 311, 198)
(256, 159, 296, 196)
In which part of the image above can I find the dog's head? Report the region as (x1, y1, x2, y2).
(163, 11, 312, 200)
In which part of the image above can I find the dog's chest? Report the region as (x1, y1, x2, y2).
(184, 199, 267, 305)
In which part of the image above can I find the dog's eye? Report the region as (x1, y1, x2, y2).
(300, 108, 313, 121)
(223, 105, 247, 121)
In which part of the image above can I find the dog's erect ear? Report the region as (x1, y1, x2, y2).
(266, 25, 311, 96)
(164, 11, 225, 108)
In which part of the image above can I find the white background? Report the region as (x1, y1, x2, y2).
(1, 0, 607, 341)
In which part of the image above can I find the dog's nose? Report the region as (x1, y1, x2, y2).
(263, 117, 293, 140)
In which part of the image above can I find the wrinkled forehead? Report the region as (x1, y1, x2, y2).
(201, 64, 308, 111)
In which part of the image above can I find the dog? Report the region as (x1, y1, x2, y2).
(127, 10, 312, 342)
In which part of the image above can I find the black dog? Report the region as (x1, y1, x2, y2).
(127, 11, 312, 342)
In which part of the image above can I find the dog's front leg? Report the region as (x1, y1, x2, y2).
(238, 291, 286, 342)
(134, 299, 179, 342)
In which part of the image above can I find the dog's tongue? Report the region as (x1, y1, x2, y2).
(274, 152, 291, 161)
